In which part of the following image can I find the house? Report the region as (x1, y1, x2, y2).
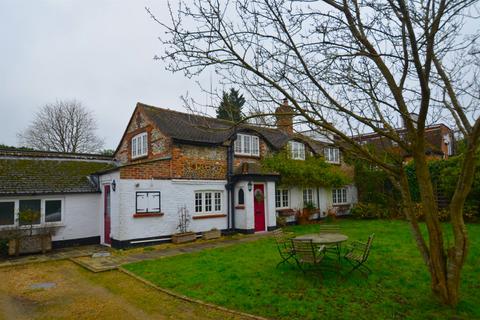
(0, 101, 357, 249)
(354, 116, 456, 160)
(0, 149, 114, 247)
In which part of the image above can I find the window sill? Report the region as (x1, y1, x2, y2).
(192, 214, 227, 220)
(234, 154, 260, 159)
(131, 154, 149, 161)
(235, 205, 245, 209)
(133, 212, 164, 218)
(325, 161, 341, 165)
(277, 208, 295, 217)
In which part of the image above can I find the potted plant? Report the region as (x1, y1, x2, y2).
(297, 202, 316, 225)
(325, 207, 337, 223)
(203, 228, 221, 240)
(171, 205, 197, 244)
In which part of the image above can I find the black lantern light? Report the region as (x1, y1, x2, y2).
(247, 181, 253, 192)
(112, 179, 116, 192)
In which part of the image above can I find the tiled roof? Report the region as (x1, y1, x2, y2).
(0, 149, 115, 195)
(139, 103, 326, 153)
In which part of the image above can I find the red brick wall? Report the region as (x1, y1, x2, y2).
(119, 159, 172, 179)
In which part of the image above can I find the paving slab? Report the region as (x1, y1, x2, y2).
(71, 232, 272, 272)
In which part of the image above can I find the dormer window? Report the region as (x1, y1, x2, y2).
(234, 134, 260, 156)
(324, 147, 340, 164)
(289, 141, 305, 160)
(131, 132, 148, 159)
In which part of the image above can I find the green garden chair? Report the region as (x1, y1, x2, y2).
(318, 224, 342, 258)
(291, 239, 326, 273)
(344, 233, 375, 277)
(272, 228, 295, 268)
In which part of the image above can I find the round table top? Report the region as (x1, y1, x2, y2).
(294, 233, 348, 244)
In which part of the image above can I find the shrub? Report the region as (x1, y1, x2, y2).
(350, 203, 392, 219)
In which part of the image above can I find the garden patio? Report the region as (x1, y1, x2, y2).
(124, 220, 480, 320)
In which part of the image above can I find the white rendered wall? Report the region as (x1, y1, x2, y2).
(113, 179, 228, 241)
(0, 193, 101, 242)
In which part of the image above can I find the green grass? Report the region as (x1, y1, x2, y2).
(124, 220, 480, 319)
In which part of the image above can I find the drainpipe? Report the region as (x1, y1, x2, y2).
(316, 186, 321, 219)
(226, 132, 236, 233)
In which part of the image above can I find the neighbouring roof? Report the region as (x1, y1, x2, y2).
(352, 124, 453, 156)
(139, 103, 327, 153)
(0, 149, 116, 196)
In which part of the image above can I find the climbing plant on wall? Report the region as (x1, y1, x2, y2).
(261, 151, 351, 188)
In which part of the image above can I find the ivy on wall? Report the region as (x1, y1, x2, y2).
(261, 151, 351, 188)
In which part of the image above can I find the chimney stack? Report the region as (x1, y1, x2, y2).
(275, 98, 293, 134)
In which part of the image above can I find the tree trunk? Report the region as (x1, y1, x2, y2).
(412, 150, 469, 306)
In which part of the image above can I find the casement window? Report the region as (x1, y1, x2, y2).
(131, 132, 148, 159)
(19, 200, 41, 225)
(136, 192, 161, 213)
(324, 147, 340, 164)
(0, 199, 63, 227)
(237, 188, 245, 205)
(194, 191, 223, 214)
(234, 134, 260, 156)
(303, 189, 314, 206)
(332, 188, 348, 205)
(0, 201, 15, 226)
(45, 200, 62, 223)
(289, 141, 305, 160)
(275, 189, 289, 209)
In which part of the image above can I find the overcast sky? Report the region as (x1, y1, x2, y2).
(0, 1, 211, 150)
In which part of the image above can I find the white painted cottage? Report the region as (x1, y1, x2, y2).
(0, 101, 357, 249)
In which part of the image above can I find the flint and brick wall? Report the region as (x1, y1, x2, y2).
(115, 108, 172, 165)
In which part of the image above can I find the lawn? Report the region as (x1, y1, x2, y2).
(124, 220, 480, 320)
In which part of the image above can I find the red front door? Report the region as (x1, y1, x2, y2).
(104, 185, 111, 245)
(253, 184, 266, 232)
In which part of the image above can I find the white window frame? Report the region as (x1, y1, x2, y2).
(44, 199, 63, 224)
(131, 132, 148, 159)
(275, 188, 289, 209)
(194, 191, 223, 214)
(136, 191, 161, 213)
(289, 141, 305, 160)
(324, 147, 340, 164)
(332, 188, 348, 205)
(0, 198, 64, 229)
(234, 134, 260, 157)
(303, 189, 314, 206)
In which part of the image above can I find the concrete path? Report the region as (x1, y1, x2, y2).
(0, 245, 108, 268)
(71, 232, 272, 272)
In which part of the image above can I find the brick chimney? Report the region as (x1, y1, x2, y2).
(275, 98, 293, 134)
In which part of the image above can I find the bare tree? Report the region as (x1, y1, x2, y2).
(18, 100, 104, 153)
(150, 0, 480, 305)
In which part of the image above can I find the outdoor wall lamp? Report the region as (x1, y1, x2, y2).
(248, 181, 253, 192)
(112, 179, 116, 192)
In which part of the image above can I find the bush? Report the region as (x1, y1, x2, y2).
(350, 203, 392, 219)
